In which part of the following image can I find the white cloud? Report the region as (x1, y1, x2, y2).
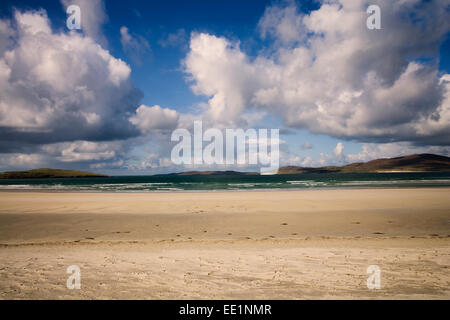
(0, 140, 129, 171)
(90, 159, 124, 169)
(0, 9, 140, 150)
(133, 154, 174, 170)
(258, 2, 306, 45)
(184, 0, 450, 146)
(184, 33, 267, 124)
(0, 153, 46, 170)
(42, 141, 120, 163)
(14, 9, 51, 35)
(334, 142, 344, 157)
(129, 105, 179, 133)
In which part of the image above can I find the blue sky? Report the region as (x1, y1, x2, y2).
(0, 0, 449, 174)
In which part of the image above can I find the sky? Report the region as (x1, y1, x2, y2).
(0, 0, 449, 175)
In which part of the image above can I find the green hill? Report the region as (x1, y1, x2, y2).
(0, 168, 107, 179)
(277, 154, 450, 174)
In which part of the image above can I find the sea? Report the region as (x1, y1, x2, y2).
(0, 172, 449, 192)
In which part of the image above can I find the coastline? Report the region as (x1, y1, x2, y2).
(1, 185, 450, 194)
(1, 171, 450, 193)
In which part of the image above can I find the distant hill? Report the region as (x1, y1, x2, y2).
(278, 154, 450, 174)
(2, 154, 448, 179)
(0, 168, 107, 179)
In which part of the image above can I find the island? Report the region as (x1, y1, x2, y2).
(0, 168, 108, 179)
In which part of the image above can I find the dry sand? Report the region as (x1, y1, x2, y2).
(0, 188, 449, 299)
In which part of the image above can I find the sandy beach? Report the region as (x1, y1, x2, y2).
(0, 188, 449, 299)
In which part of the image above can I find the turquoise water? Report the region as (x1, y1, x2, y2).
(0, 172, 449, 192)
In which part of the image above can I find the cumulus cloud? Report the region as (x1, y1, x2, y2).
(334, 142, 344, 157)
(0, 153, 46, 170)
(258, 1, 306, 45)
(120, 26, 151, 65)
(41, 140, 122, 163)
(0, 140, 130, 171)
(129, 105, 179, 133)
(129, 153, 173, 171)
(0, 9, 142, 153)
(184, 0, 450, 146)
(184, 33, 268, 124)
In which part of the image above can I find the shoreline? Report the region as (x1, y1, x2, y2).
(1, 185, 450, 193)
